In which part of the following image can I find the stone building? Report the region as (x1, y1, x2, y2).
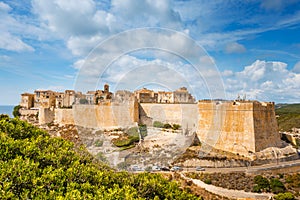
(134, 87, 195, 104)
(157, 91, 174, 103)
(114, 90, 135, 103)
(174, 87, 195, 103)
(34, 90, 56, 108)
(134, 88, 158, 103)
(86, 91, 96, 104)
(20, 93, 35, 109)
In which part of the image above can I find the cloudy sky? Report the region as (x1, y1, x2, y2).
(1, 0, 300, 104)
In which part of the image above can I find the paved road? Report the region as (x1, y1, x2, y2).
(182, 159, 300, 173)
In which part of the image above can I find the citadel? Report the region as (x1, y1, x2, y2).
(19, 84, 297, 163)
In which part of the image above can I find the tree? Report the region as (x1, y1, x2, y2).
(13, 105, 21, 118)
(79, 98, 88, 104)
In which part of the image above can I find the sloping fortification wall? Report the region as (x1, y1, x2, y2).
(39, 108, 55, 125)
(139, 103, 198, 133)
(197, 101, 281, 156)
(54, 101, 139, 129)
(253, 102, 282, 151)
(197, 101, 256, 156)
(54, 109, 74, 125)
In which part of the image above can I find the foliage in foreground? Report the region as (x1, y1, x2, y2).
(0, 115, 200, 199)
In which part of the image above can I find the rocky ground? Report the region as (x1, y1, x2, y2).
(185, 171, 300, 198)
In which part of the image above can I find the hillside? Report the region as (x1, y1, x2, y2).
(276, 104, 300, 131)
(0, 114, 200, 199)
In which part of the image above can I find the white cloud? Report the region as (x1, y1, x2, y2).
(225, 42, 246, 54)
(292, 61, 300, 73)
(224, 60, 300, 102)
(0, 2, 11, 12)
(0, 32, 34, 52)
(0, 2, 34, 52)
(32, 0, 101, 37)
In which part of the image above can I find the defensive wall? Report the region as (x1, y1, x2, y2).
(139, 103, 198, 133)
(35, 99, 283, 156)
(50, 101, 139, 129)
(197, 100, 282, 156)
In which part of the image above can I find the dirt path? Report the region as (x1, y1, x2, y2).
(180, 173, 273, 199)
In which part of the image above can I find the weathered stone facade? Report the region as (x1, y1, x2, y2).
(197, 100, 282, 156)
(19, 86, 283, 156)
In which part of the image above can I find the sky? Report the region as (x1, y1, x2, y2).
(1, 0, 300, 105)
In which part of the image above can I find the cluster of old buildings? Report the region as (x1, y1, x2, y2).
(134, 87, 195, 103)
(20, 84, 195, 109)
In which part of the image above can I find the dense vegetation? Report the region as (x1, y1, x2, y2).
(0, 115, 200, 199)
(276, 104, 300, 131)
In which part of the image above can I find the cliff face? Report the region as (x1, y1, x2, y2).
(196, 101, 281, 156)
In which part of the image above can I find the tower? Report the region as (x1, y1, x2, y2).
(104, 84, 109, 93)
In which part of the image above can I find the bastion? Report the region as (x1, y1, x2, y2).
(197, 100, 282, 156)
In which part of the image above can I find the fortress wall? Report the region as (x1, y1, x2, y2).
(19, 109, 38, 116)
(54, 109, 74, 125)
(253, 102, 282, 151)
(72, 101, 138, 129)
(39, 108, 54, 125)
(197, 101, 256, 156)
(139, 103, 198, 132)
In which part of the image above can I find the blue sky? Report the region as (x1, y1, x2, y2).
(1, 0, 300, 105)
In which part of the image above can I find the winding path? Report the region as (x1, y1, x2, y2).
(180, 173, 273, 199)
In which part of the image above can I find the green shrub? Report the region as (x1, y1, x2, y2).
(94, 139, 103, 147)
(172, 124, 181, 130)
(274, 192, 295, 200)
(163, 123, 172, 129)
(127, 127, 139, 137)
(270, 178, 286, 194)
(0, 117, 200, 199)
(204, 179, 212, 184)
(153, 121, 164, 128)
(13, 105, 21, 118)
(139, 124, 147, 137)
(253, 175, 270, 192)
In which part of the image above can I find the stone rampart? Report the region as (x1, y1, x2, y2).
(253, 102, 282, 151)
(139, 103, 198, 133)
(39, 108, 54, 125)
(196, 101, 281, 156)
(54, 109, 74, 125)
(55, 101, 139, 129)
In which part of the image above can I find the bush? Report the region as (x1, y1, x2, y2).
(172, 124, 181, 130)
(13, 105, 21, 118)
(127, 127, 139, 137)
(204, 179, 212, 184)
(0, 117, 200, 199)
(138, 124, 147, 137)
(153, 121, 164, 128)
(112, 136, 139, 147)
(253, 175, 270, 193)
(163, 123, 172, 129)
(274, 192, 295, 200)
(94, 139, 103, 147)
(270, 178, 286, 194)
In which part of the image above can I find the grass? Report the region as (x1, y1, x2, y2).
(276, 104, 300, 131)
